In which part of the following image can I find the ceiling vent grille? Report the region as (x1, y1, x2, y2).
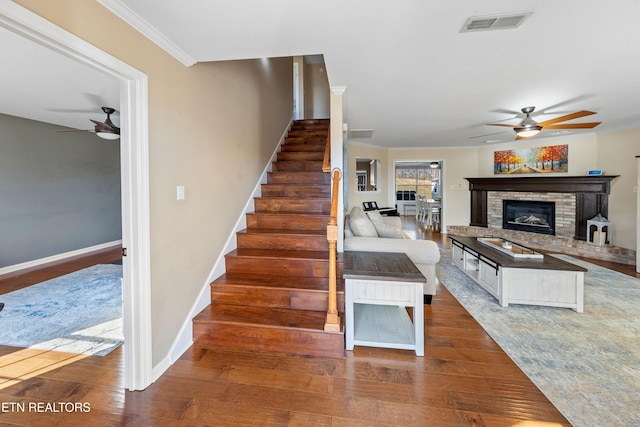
(460, 12, 532, 33)
(349, 129, 374, 139)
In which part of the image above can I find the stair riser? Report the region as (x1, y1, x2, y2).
(246, 213, 327, 230)
(284, 137, 327, 145)
(255, 198, 330, 213)
(268, 172, 330, 185)
(281, 143, 325, 152)
(272, 161, 324, 172)
(261, 184, 330, 197)
(290, 124, 329, 131)
(277, 152, 325, 161)
(225, 256, 334, 278)
(193, 324, 345, 359)
(210, 285, 344, 311)
(287, 130, 328, 138)
(237, 233, 328, 251)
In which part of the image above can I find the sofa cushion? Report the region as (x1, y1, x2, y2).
(349, 207, 378, 237)
(366, 210, 404, 239)
(344, 214, 355, 237)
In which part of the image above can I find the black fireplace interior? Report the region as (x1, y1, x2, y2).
(503, 199, 555, 235)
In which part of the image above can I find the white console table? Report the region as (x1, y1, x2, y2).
(450, 236, 587, 312)
(344, 251, 425, 356)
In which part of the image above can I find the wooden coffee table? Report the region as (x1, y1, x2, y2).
(450, 236, 587, 312)
(343, 251, 425, 356)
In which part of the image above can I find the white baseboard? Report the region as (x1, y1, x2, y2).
(0, 240, 122, 276)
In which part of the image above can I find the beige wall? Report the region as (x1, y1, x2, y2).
(304, 62, 330, 119)
(16, 0, 294, 366)
(476, 133, 598, 176)
(346, 142, 388, 212)
(597, 128, 640, 249)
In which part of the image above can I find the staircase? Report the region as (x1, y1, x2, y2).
(192, 119, 345, 358)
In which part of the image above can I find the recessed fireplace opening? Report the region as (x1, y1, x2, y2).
(503, 199, 555, 235)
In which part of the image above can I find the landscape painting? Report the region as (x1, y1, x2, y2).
(494, 144, 568, 174)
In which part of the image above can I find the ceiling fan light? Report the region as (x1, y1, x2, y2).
(96, 130, 120, 140)
(515, 125, 542, 138)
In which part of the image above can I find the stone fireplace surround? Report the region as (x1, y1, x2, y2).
(447, 175, 635, 265)
(491, 192, 573, 238)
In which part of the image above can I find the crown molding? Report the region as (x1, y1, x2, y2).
(97, 0, 196, 67)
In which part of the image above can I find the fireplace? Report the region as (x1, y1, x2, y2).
(503, 200, 555, 235)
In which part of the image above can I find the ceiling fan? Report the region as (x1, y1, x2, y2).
(488, 106, 601, 139)
(90, 107, 120, 140)
(54, 107, 120, 140)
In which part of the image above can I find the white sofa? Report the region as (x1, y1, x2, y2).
(343, 207, 441, 301)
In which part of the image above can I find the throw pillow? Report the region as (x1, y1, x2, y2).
(348, 207, 378, 237)
(344, 214, 354, 237)
(366, 210, 404, 239)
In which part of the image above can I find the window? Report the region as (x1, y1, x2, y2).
(395, 161, 441, 200)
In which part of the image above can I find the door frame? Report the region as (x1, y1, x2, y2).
(0, 1, 152, 390)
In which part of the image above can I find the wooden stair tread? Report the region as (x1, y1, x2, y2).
(194, 304, 335, 332)
(228, 248, 330, 259)
(248, 212, 328, 218)
(212, 273, 344, 292)
(258, 196, 330, 201)
(238, 228, 326, 237)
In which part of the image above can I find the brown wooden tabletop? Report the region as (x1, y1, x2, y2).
(343, 251, 426, 282)
(450, 235, 587, 272)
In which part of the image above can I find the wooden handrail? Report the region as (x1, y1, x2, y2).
(324, 168, 342, 332)
(322, 130, 331, 173)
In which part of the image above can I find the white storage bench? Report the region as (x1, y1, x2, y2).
(450, 236, 587, 312)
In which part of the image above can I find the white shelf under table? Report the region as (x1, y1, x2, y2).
(344, 251, 425, 356)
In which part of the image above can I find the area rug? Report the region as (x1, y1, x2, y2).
(437, 250, 640, 427)
(0, 264, 123, 356)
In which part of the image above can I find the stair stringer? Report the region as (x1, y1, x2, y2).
(162, 118, 294, 366)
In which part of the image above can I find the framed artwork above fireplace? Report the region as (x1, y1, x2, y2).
(494, 144, 568, 174)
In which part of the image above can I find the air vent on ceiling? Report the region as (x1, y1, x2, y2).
(460, 12, 532, 33)
(349, 129, 374, 139)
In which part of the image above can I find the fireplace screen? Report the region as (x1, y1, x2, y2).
(502, 200, 555, 235)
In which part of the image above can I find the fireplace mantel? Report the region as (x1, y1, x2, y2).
(465, 176, 619, 240)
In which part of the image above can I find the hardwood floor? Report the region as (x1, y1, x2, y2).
(0, 225, 635, 425)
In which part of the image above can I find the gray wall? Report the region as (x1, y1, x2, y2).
(0, 113, 121, 268)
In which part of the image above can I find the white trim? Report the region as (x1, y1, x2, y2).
(161, 120, 293, 368)
(0, 0, 153, 390)
(0, 241, 122, 276)
(97, 0, 196, 67)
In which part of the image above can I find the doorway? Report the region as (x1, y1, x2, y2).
(0, 3, 152, 390)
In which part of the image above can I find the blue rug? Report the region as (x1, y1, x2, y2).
(0, 264, 123, 356)
(438, 250, 640, 427)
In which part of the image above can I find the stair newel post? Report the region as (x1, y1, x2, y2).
(324, 168, 342, 332)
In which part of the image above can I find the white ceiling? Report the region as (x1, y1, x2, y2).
(0, 25, 119, 133)
(3, 0, 640, 147)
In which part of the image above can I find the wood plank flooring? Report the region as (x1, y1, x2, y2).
(0, 225, 636, 425)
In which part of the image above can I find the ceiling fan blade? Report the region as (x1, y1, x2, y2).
(90, 118, 113, 129)
(537, 110, 596, 127)
(543, 122, 602, 130)
(487, 123, 524, 129)
(52, 129, 93, 133)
